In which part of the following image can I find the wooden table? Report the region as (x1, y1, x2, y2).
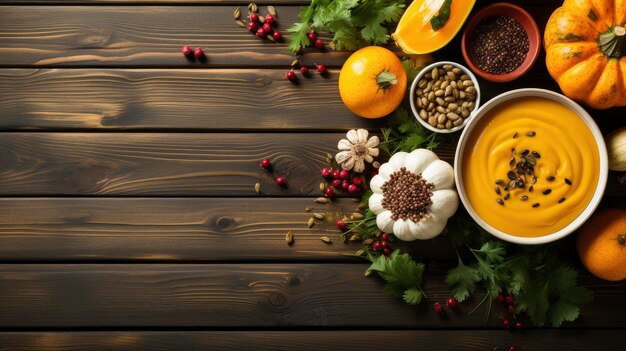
(0, 0, 624, 350)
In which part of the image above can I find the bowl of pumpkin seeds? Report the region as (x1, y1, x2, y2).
(410, 61, 481, 133)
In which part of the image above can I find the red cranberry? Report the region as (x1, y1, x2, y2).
(348, 184, 358, 193)
(383, 248, 391, 256)
(286, 70, 297, 82)
(276, 176, 285, 186)
(256, 28, 267, 39)
(433, 302, 444, 315)
(336, 219, 346, 230)
(324, 187, 334, 197)
(307, 32, 317, 41)
(181, 45, 192, 56)
(352, 176, 363, 186)
(332, 179, 341, 188)
(247, 21, 259, 32)
(341, 180, 349, 189)
(260, 159, 271, 168)
(339, 170, 349, 179)
(381, 233, 389, 241)
(505, 295, 515, 305)
(507, 305, 516, 314)
(250, 13, 260, 22)
(507, 346, 516, 351)
(272, 31, 282, 41)
(321, 167, 331, 178)
(372, 241, 381, 251)
(193, 47, 204, 59)
(503, 319, 511, 328)
(262, 23, 272, 33)
(514, 321, 524, 330)
(299, 66, 309, 76)
(380, 240, 388, 249)
(316, 63, 327, 74)
(265, 14, 275, 24)
(496, 293, 505, 303)
(331, 170, 340, 179)
(314, 38, 324, 49)
(446, 297, 458, 308)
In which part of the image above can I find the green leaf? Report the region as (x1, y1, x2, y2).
(430, 0, 453, 31)
(548, 301, 580, 327)
(516, 282, 550, 326)
(445, 258, 480, 302)
(367, 250, 426, 305)
(403, 288, 424, 305)
(476, 242, 506, 264)
(560, 285, 593, 305)
(383, 282, 406, 298)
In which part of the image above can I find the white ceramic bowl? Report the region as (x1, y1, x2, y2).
(410, 61, 481, 133)
(454, 88, 608, 245)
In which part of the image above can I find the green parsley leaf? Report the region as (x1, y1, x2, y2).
(476, 242, 506, 264)
(446, 258, 480, 302)
(548, 301, 581, 327)
(430, 0, 452, 31)
(403, 287, 424, 305)
(367, 250, 426, 304)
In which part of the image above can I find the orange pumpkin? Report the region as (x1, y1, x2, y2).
(544, 0, 626, 109)
(338, 46, 407, 119)
(576, 208, 626, 281)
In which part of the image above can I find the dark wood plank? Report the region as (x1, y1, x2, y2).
(0, 6, 347, 68)
(0, 264, 623, 328)
(0, 68, 381, 131)
(0, 197, 455, 262)
(0, 330, 621, 351)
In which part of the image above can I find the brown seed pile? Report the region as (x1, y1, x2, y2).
(415, 64, 477, 130)
(382, 167, 433, 221)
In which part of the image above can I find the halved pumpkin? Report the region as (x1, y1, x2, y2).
(392, 0, 476, 54)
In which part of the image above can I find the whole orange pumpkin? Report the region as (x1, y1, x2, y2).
(339, 46, 407, 119)
(576, 208, 626, 281)
(544, 0, 626, 109)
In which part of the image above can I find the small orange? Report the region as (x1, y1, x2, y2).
(576, 208, 626, 281)
(338, 46, 407, 119)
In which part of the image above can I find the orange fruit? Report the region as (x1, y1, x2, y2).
(338, 46, 407, 119)
(576, 208, 626, 281)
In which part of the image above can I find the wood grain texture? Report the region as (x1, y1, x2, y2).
(0, 330, 621, 351)
(0, 6, 348, 68)
(0, 197, 455, 261)
(0, 264, 623, 328)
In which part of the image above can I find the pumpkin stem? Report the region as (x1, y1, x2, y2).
(618, 234, 626, 246)
(376, 70, 398, 90)
(598, 26, 626, 58)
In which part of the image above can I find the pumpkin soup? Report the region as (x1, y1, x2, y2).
(462, 96, 600, 237)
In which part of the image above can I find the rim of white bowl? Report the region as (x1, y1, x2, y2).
(454, 88, 609, 245)
(410, 61, 481, 134)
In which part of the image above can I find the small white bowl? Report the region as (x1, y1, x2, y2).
(410, 61, 481, 133)
(454, 88, 608, 245)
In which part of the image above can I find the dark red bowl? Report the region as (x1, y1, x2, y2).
(461, 3, 541, 83)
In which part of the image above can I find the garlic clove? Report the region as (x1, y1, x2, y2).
(393, 219, 413, 241)
(377, 163, 394, 181)
(356, 129, 369, 142)
(364, 154, 374, 163)
(412, 213, 446, 240)
(370, 175, 385, 194)
(342, 157, 356, 170)
(376, 210, 395, 233)
(338, 139, 353, 151)
(405, 149, 439, 174)
(346, 129, 359, 144)
(422, 159, 455, 190)
(430, 189, 459, 219)
(335, 150, 351, 164)
(389, 151, 409, 170)
(368, 147, 380, 157)
(368, 193, 385, 214)
(354, 159, 366, 173)
(366, 135, 380, 148)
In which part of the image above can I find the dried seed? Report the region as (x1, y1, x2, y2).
(543, 189, 552, 195)
(418, 79, 427, 88)
(508, 171, 517, 180)
(495, 179, 505, 185)
(254, 182, 261, 193)
(511, 148, 516, 155)
(437, 113, 447, 124)
(445, 120, 453, 129)
(453, 118, 464, 126)
(532, 203, 540, 208)
(428, 116, 437, 127)
(526, 131, 536, 137)
(248, 3, 258, 13)
(435, 89, 445, 97)
(437, 123, 445, 129)
(236, 19, 245, 28)
(447, 112, 460, 121)
(497, 198, 504, 206)
(313, 213, 324, 220)
(564, 178, 572, 185)
(351, 213, 364, 220)
(326, 153, 333, 160)
(532, 176, 537, 184)
(314, 197, 329, 204)
(546, 176, 555, 181)
(349, 234, 361, 241)
(558, 197, 566, 203)
(285, 231, 293, 245)
(431, 67, 439, 80)
(319, 183, 326, 192)
(362, 238, 374, 245)
(355, 249, 365, 256)
(443, 64, 453, 70)
(234, 7, 241, 19)
(526, 156, 536, 166)
(267, 5, 277, 16)
(532, 151, 541, 158)
(307, 218, 315, 228)
(447, 71, 457, 80)
(436, 97, 446, 106)
(521, 149, 529, 156)
(520, 195, 529, 201)
(290, 58, 299, 67)
(495, 186, 501, 195)
(419, 109, 428, 120)
(529, 185, 534, 192)
(509, 157, 516, 167)
(305, 206, 312, 212)
(320, 236, 331, 243)
(364, 270, 373, 277)
(508, 180, 517, 189)
(503, 192, 510, 200)
(512, 131, 518, 139)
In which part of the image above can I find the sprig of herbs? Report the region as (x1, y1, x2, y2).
(366, 249, 426, 305)
(287, 0, 407, 53)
